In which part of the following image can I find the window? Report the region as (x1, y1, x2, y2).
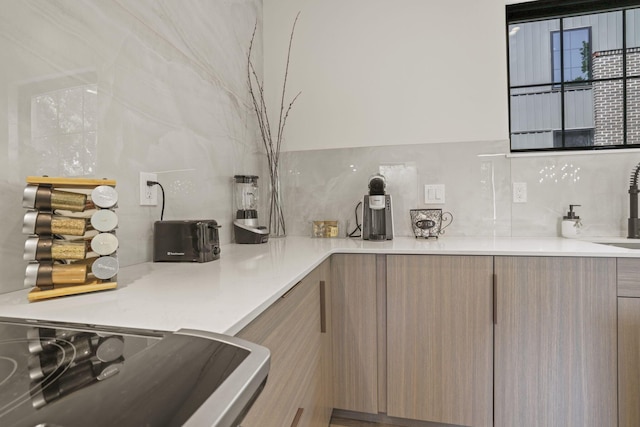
(507, 0, 640, 152)
(551, 27, 591, 84)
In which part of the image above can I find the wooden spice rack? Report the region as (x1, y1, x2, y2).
(23, 177, 119, 302)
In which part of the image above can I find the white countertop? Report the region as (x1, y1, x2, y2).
(0, 236, 636, 335)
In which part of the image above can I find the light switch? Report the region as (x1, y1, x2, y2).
(424, 184, 445, 204)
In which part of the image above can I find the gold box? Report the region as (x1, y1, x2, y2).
(312, 220, 339, 238)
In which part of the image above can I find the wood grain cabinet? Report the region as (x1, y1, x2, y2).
(237, 260, 331, 427)
(494, 257, 617, 427)
(617, 258, 640, 427)
(237, 253, 622, 427)
(331, 254, 379, 414)
(298, 259, 333, 427)
(386, 255, 493, 427)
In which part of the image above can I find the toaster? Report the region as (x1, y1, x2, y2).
(153, 220, 221, 263)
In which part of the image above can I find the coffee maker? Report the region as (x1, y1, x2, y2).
(362, 174, 393, 240)
(233, 175, 269, 244)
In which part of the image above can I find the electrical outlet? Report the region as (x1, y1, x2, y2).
(140, 172, 158, 206)
(513, 182, 527, 203)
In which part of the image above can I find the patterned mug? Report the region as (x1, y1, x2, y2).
(410, 209, 454, 238)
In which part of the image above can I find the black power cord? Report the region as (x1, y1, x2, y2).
(348, 201, 363, 238)
(146, 180, 165, 221)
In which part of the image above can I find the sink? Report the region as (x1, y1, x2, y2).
(596, 241, 640, 250)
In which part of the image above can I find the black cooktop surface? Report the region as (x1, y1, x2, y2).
(0, 318, 265, 427)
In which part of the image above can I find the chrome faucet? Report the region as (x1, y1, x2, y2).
(629, 162, 640, 238)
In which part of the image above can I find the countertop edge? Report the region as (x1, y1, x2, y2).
(0, 236, 637, 336)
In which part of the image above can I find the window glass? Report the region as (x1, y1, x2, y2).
(510, 89, 561, 150)
(627, 9, 640, 76)
(509, 20, 560, 87)
(564, 86, 594, 129)
(553, 129, 594, 147)
(628, 80, 640, 144)
(593, 81, 623, 146)
(551, 28, 590, 83)
(507, 5, 639, 152)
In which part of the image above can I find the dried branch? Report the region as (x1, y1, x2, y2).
(247, 13, 301, 237)
(247, 23, 272, 155)
(275, 90, 301, 165)
(277, 12, 301, 149)
(247, 13, 301, 162)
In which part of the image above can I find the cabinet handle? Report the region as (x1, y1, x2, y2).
(493, 273, 497, 325)
(290, 408, 304, 427)
(320, 280, 327, 333)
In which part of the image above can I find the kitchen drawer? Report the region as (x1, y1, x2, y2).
(618, 258, 640, 297)
(237, 269, 322, 427)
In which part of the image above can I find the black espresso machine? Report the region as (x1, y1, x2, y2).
(362, 174, 394, 241)
(153, 220, 221, 262)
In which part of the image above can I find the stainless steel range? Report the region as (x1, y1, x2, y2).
(0, 317, 269, 427)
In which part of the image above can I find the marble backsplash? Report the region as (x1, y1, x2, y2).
(0, 0, 263, 294)
(280, 140, 640, 240)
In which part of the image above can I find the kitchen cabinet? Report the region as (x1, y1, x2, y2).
(237, 260, 331, 427)
(386, 255, 493, 427)
(236, 251, 621, 427)
(618, 257, 640, 298)
(617, 258, 640, 427)
(297, 259, 333, 427)
(494, 257, 617, 427)
(331, 254, 379, 414)
(619, 297, 640, 427)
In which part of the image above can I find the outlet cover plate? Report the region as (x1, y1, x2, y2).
(140, 172, 158, 206)
(513, 182, 527, 203)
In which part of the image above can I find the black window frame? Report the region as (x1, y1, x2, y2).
(507, 0, 640, 153)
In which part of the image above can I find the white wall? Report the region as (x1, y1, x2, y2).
(264, 0, 510, 152)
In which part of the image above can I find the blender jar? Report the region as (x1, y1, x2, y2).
(234, 175, 259, 226)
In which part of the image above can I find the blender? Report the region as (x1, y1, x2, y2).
(233, 175, 269, 244)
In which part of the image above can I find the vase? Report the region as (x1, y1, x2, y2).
(268, 165, 286, 238)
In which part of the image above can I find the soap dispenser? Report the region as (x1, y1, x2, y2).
(561, 204, 582, 238)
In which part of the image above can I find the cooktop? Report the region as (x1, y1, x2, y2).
(0, 317, 269, 427)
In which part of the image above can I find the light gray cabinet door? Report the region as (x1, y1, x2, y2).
(494, 256, 617, 427)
